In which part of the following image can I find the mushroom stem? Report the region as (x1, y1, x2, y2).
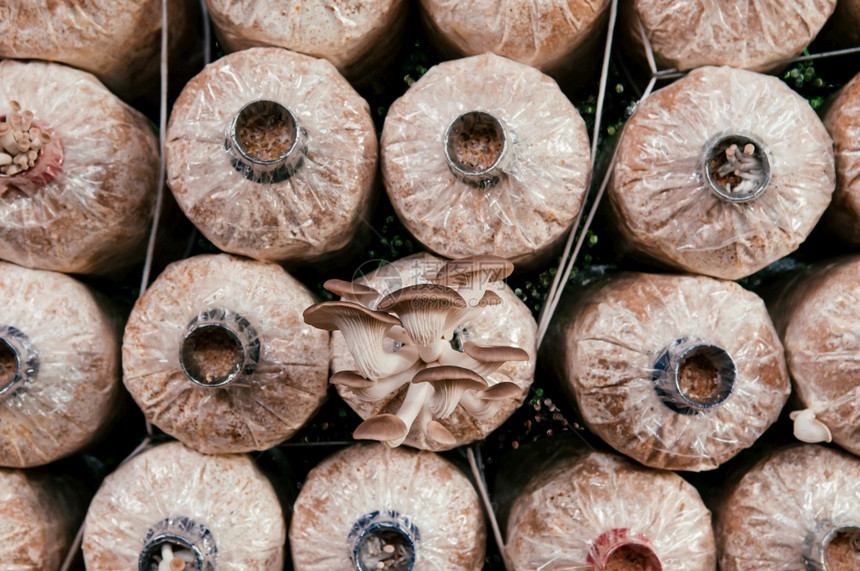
(790, 409, 832, 444)
(388, 381, 432, 447)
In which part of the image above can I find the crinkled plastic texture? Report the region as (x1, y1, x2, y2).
(767, 257, 860, 456)
(83, 441, 285, 570)
(824, 72, 860, 245)
(205, 0, 407, 86)
(122, 254, 330, 454)
(166, 47, 378, 265)
(610, 66, 835, 280)
(506, 450, 716, 570)
(381, 53, 591, 267)
(0, 469, 86, 570)
(418, 0, 609, 78)
(0, 0, 198, 102)
(623, 0, 836, 72)
(717, 445, 860, 570)
(290, 443, 486, 570)
(0, 262, 122, 468)
(0, 60, 159, 276)
(331, 253, 537, 451)
(547, 272, 790, 471)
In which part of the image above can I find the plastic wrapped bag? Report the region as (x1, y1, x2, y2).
(166, 47, 378, 266)
(122, 254, 330, 454)
(0, 469, 86, 570)
(381, 53, 591, 267)
(290, 443, 486, 570)
(622, 0, 836, 72)
(546, 272, 790, 471)
(205, 0, 407, 85)
(0, 0, 199, 102)
(823, 71, 860, 245)
(418, 0, 609, 81)
(0, 262, 122, 468)
(327, 252, 537, 451)
(83, 441, 285, 570)
(767, 257, 860, 455)
(0, 60, 159, 276)
(717, 445, 860, 570)
(505, 449, 716, 570)
(609, 66, 835, 280)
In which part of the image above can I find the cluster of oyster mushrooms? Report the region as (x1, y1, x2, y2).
(0, 100, 51, 176)
(303, 255, 529, 447)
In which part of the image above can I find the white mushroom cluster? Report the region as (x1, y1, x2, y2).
(717, 142, 766, 196)
(303, 255, 529, 448)
(0, 100, 51, 176)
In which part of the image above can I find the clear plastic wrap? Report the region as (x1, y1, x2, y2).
(0, 468, 86, 570)
(546, 272, 790, 471)
(0, 60, 159, 276)
(380, 53, 591, 267)
(122, 254, 330, 454)
(290, 443, 486, 570)
(717, 445, 860, 570)
(824, 71, 860, 245)
(0, 0, 198, 102)
(622, 0, 836, 72)
(328, 253, 537, 451)
(418, 0, 609, 80)
(205, 0, 407, 85)
(505, 449, 716, 570)
(0, 262, 122, 468)
(165, 47, 378, 265)
(609, 66, 835, 280)
(767, 257, 860, 456)
(82, 441, 285, 570)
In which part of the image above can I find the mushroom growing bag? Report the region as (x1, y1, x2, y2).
(717, 445, 860, 570)
(418, 0, 610, 80)
(506, 449, 716, 570)
(767, 256, 860, 455)
(166, 47, 377, 265)
(381, 53, 591, 267)
(609, 66, 834, 280)
(205, 0, 407, 85)
(0, 469, 86, 569)
(0, 60, 159, 276)
(623, 0, 836, 72)
(290, 443, 486, 571)
(824, 70, 860, 245)
(123, 254, 330, 454)
(323, 252, 537, 451)
(0, 262, 122, 468)
(0, 0, 198, 101)
(546, 272, 790, 471)
(83, 441, 285, 570)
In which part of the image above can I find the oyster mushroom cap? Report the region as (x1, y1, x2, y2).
(445, 289, 504, 332)
(426, 420, 457, 446)
(434, 255, 514, 288)
(353, 414, 409, 442)
(377, 284, 466, 362)
(479, 381, 523, 400)
(330, 370, 375, 389)
(303, 301, 417, 378)
(790, 409, 833, 444)
(323, 279, 380, 307)
(413, 365, 489, 419)
(435, 255, 514, 308)
(463, 341, 529, 363)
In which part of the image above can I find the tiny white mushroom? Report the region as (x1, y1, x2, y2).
(377, 284, 466, 363)
(790, 409, 832, 444)
(20, 110, 33, 132)
(303, 301, 419, 379)
(412, 365, 488, 419)
(0, 153, 11, 166)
